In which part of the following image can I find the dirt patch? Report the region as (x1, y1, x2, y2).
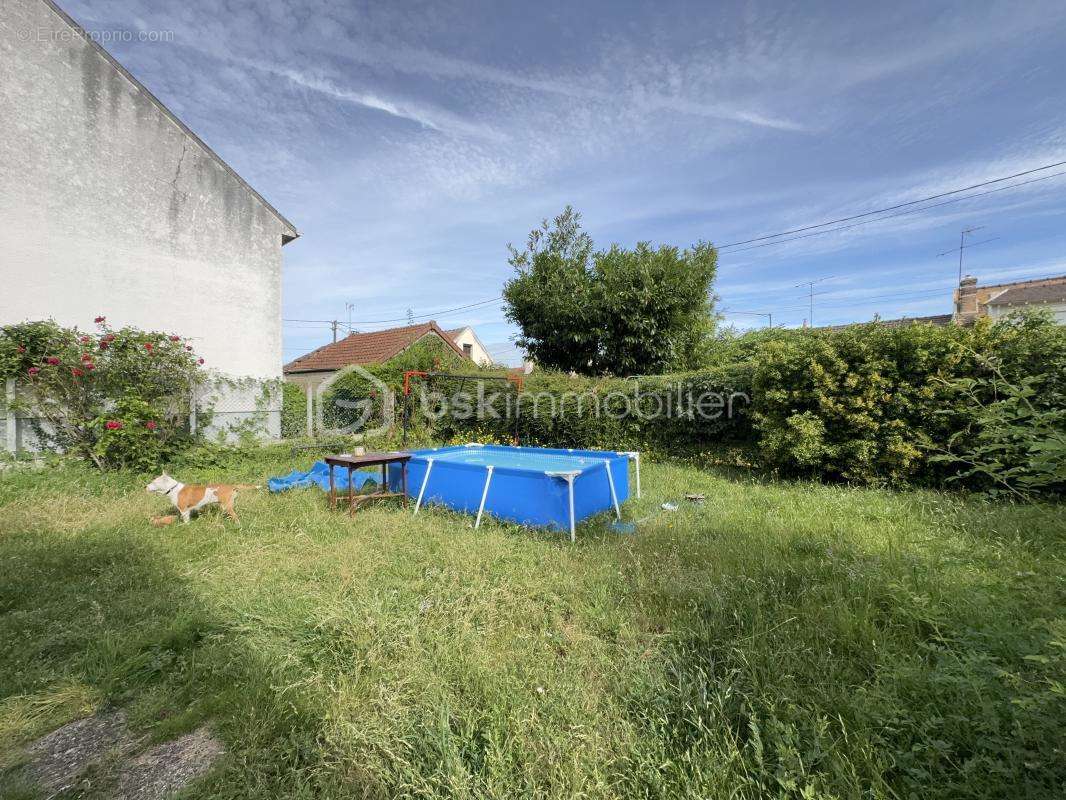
(24, 709, 138, 793)
(110, 726, 225, 800)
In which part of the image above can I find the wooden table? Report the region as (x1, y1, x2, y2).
(325, 452, 411, 516)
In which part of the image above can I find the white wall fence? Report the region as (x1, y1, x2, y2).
(1, 378, 281, 454)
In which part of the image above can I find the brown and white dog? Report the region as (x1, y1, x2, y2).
(146, 472, 257, 524)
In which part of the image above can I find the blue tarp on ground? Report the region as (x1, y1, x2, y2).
(267, 461, 378, 494)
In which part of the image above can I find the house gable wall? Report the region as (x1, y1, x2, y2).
(0, 0, 289, 381)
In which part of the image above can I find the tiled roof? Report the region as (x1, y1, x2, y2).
(819, 313, 953, 331)
(283, 321, 466, 373)
(985, 283, 1066, 306)
(879, 313, 954, 327)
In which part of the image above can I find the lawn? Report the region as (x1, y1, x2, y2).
(0, 445, 1063, 799)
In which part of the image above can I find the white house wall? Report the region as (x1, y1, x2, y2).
(451, 327, 492, 365)
(0, 0, 291, 437)
(987, 302, 1066, 324)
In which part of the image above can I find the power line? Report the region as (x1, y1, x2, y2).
(716, 160, 1066, 250)
(282, 164, 1066, 332)
(723, 309, 774, 328)
(282, 296, 503, 327)
(727, 287, 948, 318)
(729, 268, 1066, 320)
(355, 297, 504, 325)
(717, 169, 1066, 256)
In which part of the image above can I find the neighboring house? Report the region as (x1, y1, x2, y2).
(1, 0, 297, 444)
(818, 313, 953, 330)
(817, 273, 1066, 330)
(444, 326, 493, 365)
(954, 274, 1066, 324)
(283, 321, 467, 389)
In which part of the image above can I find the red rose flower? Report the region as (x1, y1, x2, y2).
(146, 421, 158, 431)
(27, 367, 40, 376)
(197, 358, 205, 365)
(17, 345, 25, 353)
(71, 367, 84, 377)
(85, 363, 95, 371)
(80, 336, 91, 344)
(45, 356, 60, 365)
(185, 346, 193, 351)
(105, 420, 122, 430)
(81, 353, 93, 361)
(94, 316, 106, 323)
(144, 342, 153, 351)
(170, 335, 181, 342)
(99, 341, 109, 350)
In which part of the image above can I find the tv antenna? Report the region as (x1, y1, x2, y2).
(794, 276, 836, 328)
(938, 227, 999, 282)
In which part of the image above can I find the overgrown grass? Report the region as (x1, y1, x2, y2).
(1, 445, 1063, 799)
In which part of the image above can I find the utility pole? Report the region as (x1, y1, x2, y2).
(937, 227, 998, 283)
(794, 277, 835, 329)
(331, 302, 356, 343)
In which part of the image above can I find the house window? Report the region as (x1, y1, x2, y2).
(463, 343, 473, 358)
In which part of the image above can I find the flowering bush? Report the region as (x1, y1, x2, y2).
(0, 318, 205, 470)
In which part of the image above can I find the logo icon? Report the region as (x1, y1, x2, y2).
(315, 365, 393, 438)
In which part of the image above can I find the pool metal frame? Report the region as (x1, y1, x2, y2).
(410, 443, 641, 541)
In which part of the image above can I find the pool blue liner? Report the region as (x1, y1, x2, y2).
(388, 444, 639, 540)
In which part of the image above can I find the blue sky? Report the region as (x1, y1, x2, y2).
(64, 0, 1066, 365)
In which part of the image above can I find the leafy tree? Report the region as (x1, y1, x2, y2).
(503, 206, 718, 375)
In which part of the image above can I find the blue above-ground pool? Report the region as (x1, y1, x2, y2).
(388, 444, 640, 540)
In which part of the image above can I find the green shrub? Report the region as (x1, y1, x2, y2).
(91, 397, 172, 471)
(929, 316, 1066, 497)
(750, 321, 975, 484)
(281, 381, 307, 438)
(436, 366, 753, 456)
(0, 318, 204, 470)
(750, 312, 1066, 491)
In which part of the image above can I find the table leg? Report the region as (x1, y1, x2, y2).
(329, 463, 336, 510)
(381, 463, 387, 498)
(347, 465, 354, 517)
(401, 462, 408, 507)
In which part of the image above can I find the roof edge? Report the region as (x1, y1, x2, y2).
(282, 321, 468, 373)
(42, 0, 299, 244)
(972, 273, 1066, 292)
(425, 321, 470, 360)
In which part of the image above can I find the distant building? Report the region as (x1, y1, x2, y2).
(1, 0, 298, 442)
(816, 273, 1066, 330)
(444, 326, 493, 365)
(954, 274, 1066, 324)
(283, 321, 467, 389)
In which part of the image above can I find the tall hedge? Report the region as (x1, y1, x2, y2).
(436, 367, 754, 454)
(751, 314, 1065, 488)
(435, 313, 1065, 493)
